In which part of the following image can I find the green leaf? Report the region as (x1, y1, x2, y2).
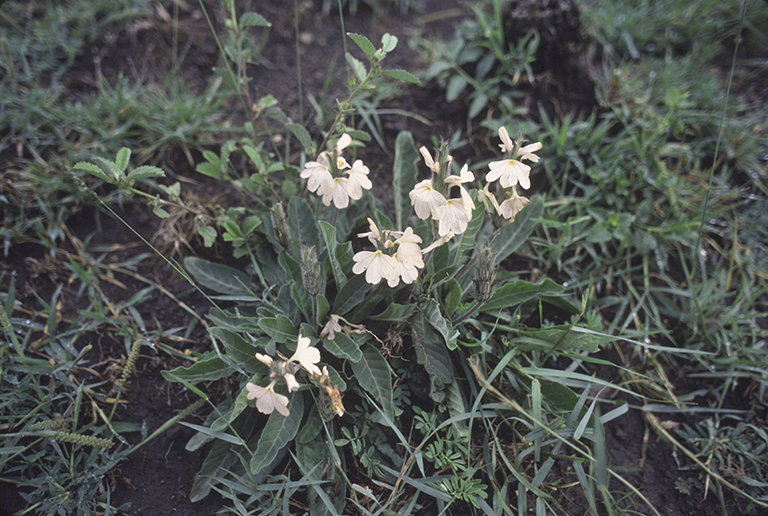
(127, 165, 165, 180)
(518, 325, 609, 353)
(319, 221, 347, 289)
(468, 93, 489, 119)
(195, 161, 222, 179)
(423, 299, 458, 351)
(73, 162, 111, 182)
(258, 315, 298, 344)
(446, 75, 468, 101)
(197, 224, 217, 247)
(350, 343, 394, 420)
(332, 274, 370, 315)
(345, 52, 367, 82)
(481, 278, 563, 312)
(381, 33, 398, 52)
(250, 393, 304, 474)
(287, 122, 313, 151)
(323, 332, 363, 363)
(162, 355, 234, 383)
(209, 327, 263, 371)
(115, 147, 131, 172)
(184, 257, 254, 295)
(442, 279, 462, 317)
(287, 196, 320, 258)
(381, 69, 420, 85)
(392, 131, 420, 231)
(456, 203, 485, 258)
(371, 303, 413, 321)
(213, 67, 240, 91)
(239, 12, 270, 28)
(347, 32, 376, 58)
(445, 381, 468, 438)
(411, 309, 454, 402)
(493, 195, 543, 264)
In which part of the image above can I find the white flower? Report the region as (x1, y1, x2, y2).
(437, 198, 473, 236)
(255, 353, 273, 367)
(335, 133, 352, 152)
(517, 142, 542, 163)
(320, 314, 343, 340)
(283, 373, 300, 393)
(345, 160, 372, 200)
(394, 227, 424, 283)
(409, 179, 447, 220)
(419, 146, 441, 174)
(486, 158, 531, 189)
(246, 381, 290, 417)
(496, 189, 529, 221)
(421, 233, 453, 254)
(290, 334, 322, 376)
(443, 163, 474, 187)
(300, 154, 334, 194)
(352, 250, 400, 287)
(497, 126, 515, 153)
(358, 217, 382, 246)
(321, 176, 350, 208)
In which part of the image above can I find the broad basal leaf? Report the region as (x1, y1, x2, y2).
(185, 257, 255, 295)
(481, 278, 563, 312)
(350, 343, 394, 420)
(250, 393, 304, 474)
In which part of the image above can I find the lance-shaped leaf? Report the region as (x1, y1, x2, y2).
(323, 331, 363, 363)
(258, 314, 298, 344)
(350, 343, 394, 420)
(392, 131, 420, 231)
(412, 309, 454, 402)
(481, 278, 563, 313)
(423, 299, 458, 351)
(319, 221, 347, 289)
(184, 257, 254, 295)
(250, 393, 304, 474)
(162, 355, 233, 383)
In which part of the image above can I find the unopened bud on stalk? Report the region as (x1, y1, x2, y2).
(270, 202, 291, 250)
(300, 245, 322, 297)
(473, 246, 497, 305)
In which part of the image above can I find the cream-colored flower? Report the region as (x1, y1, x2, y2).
(246, 381, 290, 417)
(443, 163, 474, 187)
(421, 233, 453, 254)
(300, 154, 334, 194)
(345, 160, 372, 200)
(335, 133, 352, 152)
(419, 146, 441, 174)
(394, 227, 423, 267)
(255, 353, 273, 367)
(437, 198, 473, 236)
(497, 126, 515, 153)
(289, 334, 322, 376)
(320, 314, 343, 340)
(517, 142, 542, 163)
(486, 158, 531, 190)
(321, 176, 350, 209)
(283, 373, 300, 393)
(358, 217, 381, 246)
(409, 179, 447, 220)
(352, 250, 399, 287)
(496, 189, 530, 221)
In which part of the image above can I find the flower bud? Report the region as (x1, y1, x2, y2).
(270, 202, 291, 250)
(300, 245, 322, 297)
(473, 246, 497, 305)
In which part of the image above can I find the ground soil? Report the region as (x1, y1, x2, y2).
(1, 0, 762, 515)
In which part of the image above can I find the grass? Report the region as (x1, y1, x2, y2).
(1, 0, 767, 514)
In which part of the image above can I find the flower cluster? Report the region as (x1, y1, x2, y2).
(245, 334, 322, 416)
(352, 218, 424, 288)
(409, 147, 475, 239)
(300, 134, 372, 209)
(481, 127, 541, 223)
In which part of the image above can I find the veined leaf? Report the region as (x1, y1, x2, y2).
(381, 69, 420, 85)
(184, 257, 254, 295)
(347, 32, 376, 58)
(127, 165, 165, 180)
(115, 147, 131, 172)
(345, 52, 367, 82)
(250, 393, 304, 474)
(73, 161, 111, 182)
(332, 274, 369, 315)
(162, 355, 233, 383)
(423, 299, 458, 351)
(412, 309, 454, 402)
(370, 302, 413, 321)
(392, 132, 420, 231)
(481, 278, 563, 312)
(258, 315, 298, 343)
(287, 196, 320, 258)
(323, 332, 363, 363)
(319, 221, 347, 289)
(350, 343, 394, 420)
(287, 122, 313, 151)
